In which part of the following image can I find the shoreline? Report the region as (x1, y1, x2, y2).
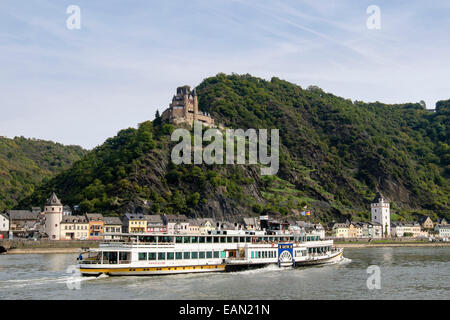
(1, 241, 449, 254)
(5, 248, 82, 254)
(336, 242, 450, 248)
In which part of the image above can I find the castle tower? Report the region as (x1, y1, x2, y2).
(161, 85, 215, 127)
(44, 192, 63, 240)
(371, 192, 390, 237)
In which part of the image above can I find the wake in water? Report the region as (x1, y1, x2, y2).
(0, 272, 109, 289)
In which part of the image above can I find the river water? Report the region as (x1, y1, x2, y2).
(0, 247, 449, 299)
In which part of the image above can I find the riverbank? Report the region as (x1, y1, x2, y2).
(5, 248, 82, 254)
(0, 240, 99, 254)
(335, 241, 450, 248)
(1, 239, 449, 254)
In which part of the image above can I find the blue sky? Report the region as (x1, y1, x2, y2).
(1, 0, 450, 149)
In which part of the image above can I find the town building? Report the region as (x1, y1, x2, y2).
(331, 223, 349, 238)
(122, 213, 147, 233)
(163, 214, 189, 234)
(145, 215, 166, 234)
(419, 216, 434, 229)
(435, 224, 450, 240)
(356, 222, 373, 238)
(161, 86, 216, 127)
(347, 223, 358, 238)
(242, 217, 259, 231)
(103, 216, 123, 240)
(371, 193, 391, 237)
(62, 205, 73, 216)
(188, 219, 201, 234)
(60, 215, 89, 240)
(0, 213, 10, 238)
(31, 207, 41, 215)
(7, 209, 41, 238)
(391, 222, 421, 238)
(370, 222, 383, 238)
(85, 213, 104, 240)
(199, 218, 216, 235)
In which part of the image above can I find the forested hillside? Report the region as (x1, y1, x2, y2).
(0, 136, 86, 212)
(18, 74, 449, 222)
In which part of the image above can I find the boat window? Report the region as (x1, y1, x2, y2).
(199, 237, 205, 243)
(167, 252, 174, 260)
(220, 251, 226, 258)
(213, 236, 220, 243)
(191, 237, 198, 243)
(103, 251, 118, 264)
(148, 252, 156, 260)
(183, 252, 190, 259)
(213, 251, 219, 258)
(206, 237, 212, 243)
(240, 237, 245, 242)
(220, 237, 226, 243)
(138, 252, 147, 261)
(257, 251, 261, 258)
(199, 252, 205, 259)
(184, 236, 190, 244)
(264, 237, 268, 242)
(158, 252, 166, 260)
(176, 237, 183, 243)
(227, 237, 232, 243)
(119, 252, 129, 262)
(175, 252, 182, 260)
(206, 251, 212, 259)
(258, 237, 263, 243)
(192, 252, 198, 259)
(233, 237, 239, 243)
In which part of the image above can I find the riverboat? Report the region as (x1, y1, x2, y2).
(77, 230, 344, 276)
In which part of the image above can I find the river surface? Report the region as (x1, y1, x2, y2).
(0, 247, 449, 299)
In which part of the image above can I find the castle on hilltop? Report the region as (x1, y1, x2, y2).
(161, 85, 216, 127)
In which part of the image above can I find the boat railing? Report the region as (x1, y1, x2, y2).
(79, 260, 101, 265)
(99, 242, 175, 247)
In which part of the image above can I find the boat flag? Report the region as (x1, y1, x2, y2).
(306, 211, 311, 216)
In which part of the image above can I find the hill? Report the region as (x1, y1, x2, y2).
(18, 74, 450, 222)
(0, 136, 86, 212)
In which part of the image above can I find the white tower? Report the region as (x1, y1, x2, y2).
(371, 193, 390, 237)
(44, 192, 63, 240)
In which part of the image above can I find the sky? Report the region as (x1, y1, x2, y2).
(1, 0, 449, 149)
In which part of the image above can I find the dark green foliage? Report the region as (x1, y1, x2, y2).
(18, 74, 450, 222)
(0, 136, 86, 211)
